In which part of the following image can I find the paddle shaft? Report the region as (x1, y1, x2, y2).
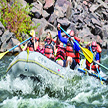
(0, 37, 32, 60)
(60, 26, 79, 46)
(94, 60, 108, 71)
(97, 68, 103, 84)
(8, 37, 32, 52)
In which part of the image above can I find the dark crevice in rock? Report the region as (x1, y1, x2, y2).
(25, 0, 33, 4)
(44, 5, 54, 15)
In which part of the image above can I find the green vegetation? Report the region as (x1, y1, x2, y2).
(0, 0, 40, 41)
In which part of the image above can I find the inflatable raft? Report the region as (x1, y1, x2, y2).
(7, 51, 108, 84)
(7, 51, 71, 81)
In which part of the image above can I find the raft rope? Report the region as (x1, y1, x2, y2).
(27, 47, 29, 62)
(6, 59, 64, 78)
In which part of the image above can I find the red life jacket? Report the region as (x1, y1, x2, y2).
(97, 44, 102, 53)
(55, 46, 66, 61)
(66, 41, 75, 58)
(44, 43, 54, 59)
(86, 52, 100, 72)
(74, 51, 80, 64)
(36, 46, 44, 54)
(86, 60, 100, 72)
(74, 37, 80, 42)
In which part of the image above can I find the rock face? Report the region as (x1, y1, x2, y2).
(0, 0, 108, 53)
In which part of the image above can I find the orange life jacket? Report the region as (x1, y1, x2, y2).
(44, 43, 54, 59)
(55, 46, 66, 61)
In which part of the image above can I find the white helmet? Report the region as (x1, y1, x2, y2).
(66, 29, 71, 34)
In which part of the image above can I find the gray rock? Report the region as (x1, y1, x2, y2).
(38, 0, 45, 4)
(48, 13, 58, 24)
(31, 1, 43, 18)
(78, 27, 92, 38)
(1, 30, 14, 43)
(42, 10, 50, 19)
(57, 18, 71, 26)
(89, 4, 100, 13)
(44, 0, 54, 9)
(0, 22, 5, 37)
(91, 18, 101, 27)
(32, 18, 57, 39)
(0, 31, 20, 53)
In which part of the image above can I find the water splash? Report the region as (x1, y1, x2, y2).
(0, 95, 76, 108)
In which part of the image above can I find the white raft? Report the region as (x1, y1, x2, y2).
(7, 51, 70, 81)
(7, 51, 108, 83)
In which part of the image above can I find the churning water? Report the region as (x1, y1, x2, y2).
(0, 49, 108, 108)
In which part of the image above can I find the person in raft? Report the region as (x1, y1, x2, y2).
(44, 32, 56, 61)
(57, 24, 81, 70)
(36, 40, 45, 54)
(54, 35, 66, 67)
(18, 30, 39, 51)
(86, 41, 102, 73)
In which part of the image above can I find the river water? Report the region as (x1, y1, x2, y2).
(0, 49, 108, 108)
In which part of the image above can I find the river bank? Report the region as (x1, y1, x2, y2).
(0, 0, 108, 55)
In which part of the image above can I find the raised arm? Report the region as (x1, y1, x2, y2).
(57, 24, 68, 44)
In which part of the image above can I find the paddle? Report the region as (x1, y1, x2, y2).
(60, 26, 93, 63)
(0, 37, 32, 59)
(97, 68, 103, 84)
(79, 51, 108, 71)
(94, 60, 108, 71)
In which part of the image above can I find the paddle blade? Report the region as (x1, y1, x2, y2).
(101, 81, 103, 85)
(81, 47, 93, 63)
(0, 51, 9, 59)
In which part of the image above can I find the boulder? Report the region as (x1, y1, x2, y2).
(32, 18, 57, 39)
(0, 22, 5, 37)
(44, 0, 54, 9)
(57, 18, 71, 27)
(0, 30, 20, 53)
(31, 1, 43, 18)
